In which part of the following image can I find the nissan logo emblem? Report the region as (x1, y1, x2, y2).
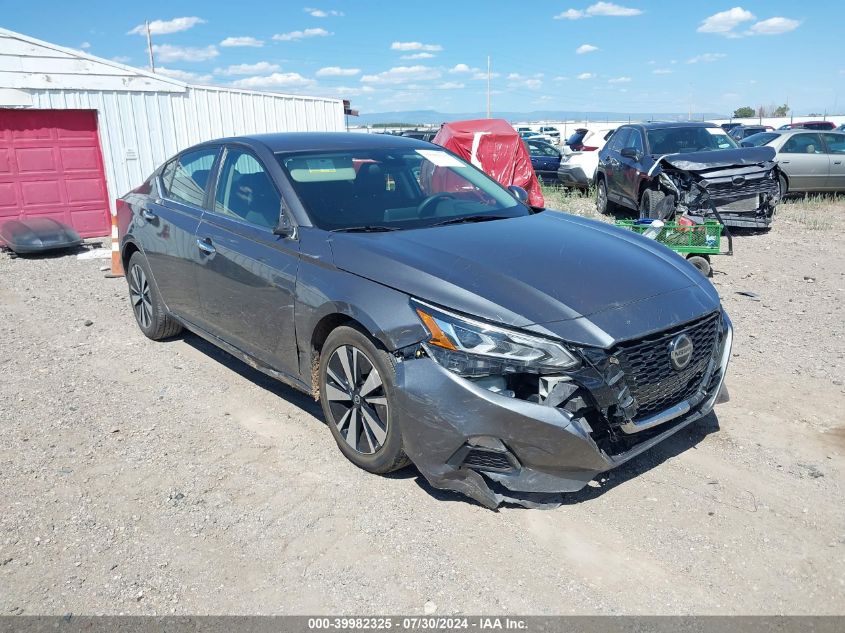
(669, 334, 694, 371)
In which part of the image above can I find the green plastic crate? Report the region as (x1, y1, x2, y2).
(614, 219, 723, 254)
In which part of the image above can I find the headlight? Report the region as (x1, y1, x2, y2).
(412, 300, 580, 376)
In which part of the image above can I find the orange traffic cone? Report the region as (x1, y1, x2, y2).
(105, 211, 124, 278)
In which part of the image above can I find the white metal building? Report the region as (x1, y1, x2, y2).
(0, 27, 345, 237)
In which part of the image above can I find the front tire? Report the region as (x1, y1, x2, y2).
(126, 251, 183, 340)
(778, 174, 789, 199)
(319, 326, 409, 474)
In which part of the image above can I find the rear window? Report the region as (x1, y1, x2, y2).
(566, 129, 588, 146)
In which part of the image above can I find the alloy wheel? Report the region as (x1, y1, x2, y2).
(129, 264, 152, 329)
(597, 180, 607, 213)
(325, 345, 389, 455)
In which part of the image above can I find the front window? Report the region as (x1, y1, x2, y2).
(277, 148, 527, 231)
(646, 127, 737, 154)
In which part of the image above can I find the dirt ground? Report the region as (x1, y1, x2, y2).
(1, 195, 844, 616)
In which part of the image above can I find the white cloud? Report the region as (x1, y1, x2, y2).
(220, 36, 263, 47)
(151, 44, 218, 62)
(449, 63, 474, 73)
(216, 62, 280, 75)
(80, 41, 91, 50)
(437, 82, 465, 89)
(586, 2, 642, 17)
(128, 17, 205, 36)
(273, 28, 332, 41)
(748, 17, 800, 35)
(112, 56, 131, 63)
(576, 44, 599, 54)
(232, 72, 316, 89)
(553, 76, 568, 81)
(156, 67, 213, 83)
(577, 72, 594, 80)
(687, 52, 726, 64)
(697, 7, 755, 35)
(304, 7, 344, 17)
(401, 52, 435, 60)
(554, 9, 584, 20)
(316, 66, 360, 76)
(325, 85, 374, 96)
(360, 65, 441, 85)
(555, 2, 642, 19)
(608, 76, 631, 83)
(652, 68, 673, 74)
(390, 41, 442, 52)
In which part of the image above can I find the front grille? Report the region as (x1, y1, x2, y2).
(462, 448, 515, 472)
(612, 313, 720, 419)
(703, 175, 777, 201)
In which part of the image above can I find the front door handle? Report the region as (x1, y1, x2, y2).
(834, 161, 842, 165)
(141, 209, 157, 221)
(196, 238, 216, 254)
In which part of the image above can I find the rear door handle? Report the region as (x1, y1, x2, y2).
(834, 161, 842, 165)
(196, 238, 216, 254)
(141, 209, 157, 221)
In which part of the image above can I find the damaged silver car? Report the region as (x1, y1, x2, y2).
(596, 122, 780, 228)
(118, 133, 733, 509)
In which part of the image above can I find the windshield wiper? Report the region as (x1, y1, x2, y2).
(431, 215, 511, 227)
(331, 225, 400, 233)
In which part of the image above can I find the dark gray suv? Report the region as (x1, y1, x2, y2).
(118, 133, 732, 508)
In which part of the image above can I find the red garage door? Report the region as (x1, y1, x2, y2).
(0, 109, 110, 238)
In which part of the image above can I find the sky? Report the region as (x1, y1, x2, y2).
(3, 1, 842, 116)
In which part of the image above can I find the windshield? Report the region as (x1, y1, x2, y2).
(277, 148, 527, 231)
(741, 132, 779, 147)
(647, 127, 738, 154)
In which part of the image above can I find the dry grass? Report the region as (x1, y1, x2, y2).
(540, 184, 609, 221)
(777, 193, 843, 231)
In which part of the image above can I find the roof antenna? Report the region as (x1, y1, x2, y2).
(146, 21, 155, 72)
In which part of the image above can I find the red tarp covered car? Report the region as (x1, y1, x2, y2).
(432, 118, 544, 208)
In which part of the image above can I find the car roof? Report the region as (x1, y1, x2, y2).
(627, 121, 720, 130)
(195, 132, 435, 153)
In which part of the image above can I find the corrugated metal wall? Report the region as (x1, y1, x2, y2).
(28, 88, 345, 220)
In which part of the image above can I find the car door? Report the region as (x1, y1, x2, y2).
(194, 146, 301, 374)
(778, 133, 830, 191)
(820, 132, 845, 189)
(603, 128, 631, 203)
(138, 146, 220, 323)
(618, 128, 645, 206)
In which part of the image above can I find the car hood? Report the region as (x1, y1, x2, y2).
(329, 212, 718, 345)
(653, 146, 776, 172)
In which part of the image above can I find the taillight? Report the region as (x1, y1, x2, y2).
(582, 146, 598, 152)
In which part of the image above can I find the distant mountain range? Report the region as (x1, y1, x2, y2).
(353, 109, 729, 126)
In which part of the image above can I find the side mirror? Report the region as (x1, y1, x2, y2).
(620, 147, 640, 160)
(273, 205, 296, 238)
(507, 185, 529, 203)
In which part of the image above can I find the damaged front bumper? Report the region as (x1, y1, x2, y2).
(393, 314, 733, 509)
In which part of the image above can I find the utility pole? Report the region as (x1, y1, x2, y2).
(146, 21, 155, 72)
(486, 55, 491, 118)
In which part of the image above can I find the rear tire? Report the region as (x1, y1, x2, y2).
(126, 251, 183, 340)
(686, 255, 712, 277)
(596, 177, 617, 214)
(319, 326, 409, 474)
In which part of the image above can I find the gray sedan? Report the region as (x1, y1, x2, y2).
(741, 129, 845, 195)
(117, 133, 732, 509)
